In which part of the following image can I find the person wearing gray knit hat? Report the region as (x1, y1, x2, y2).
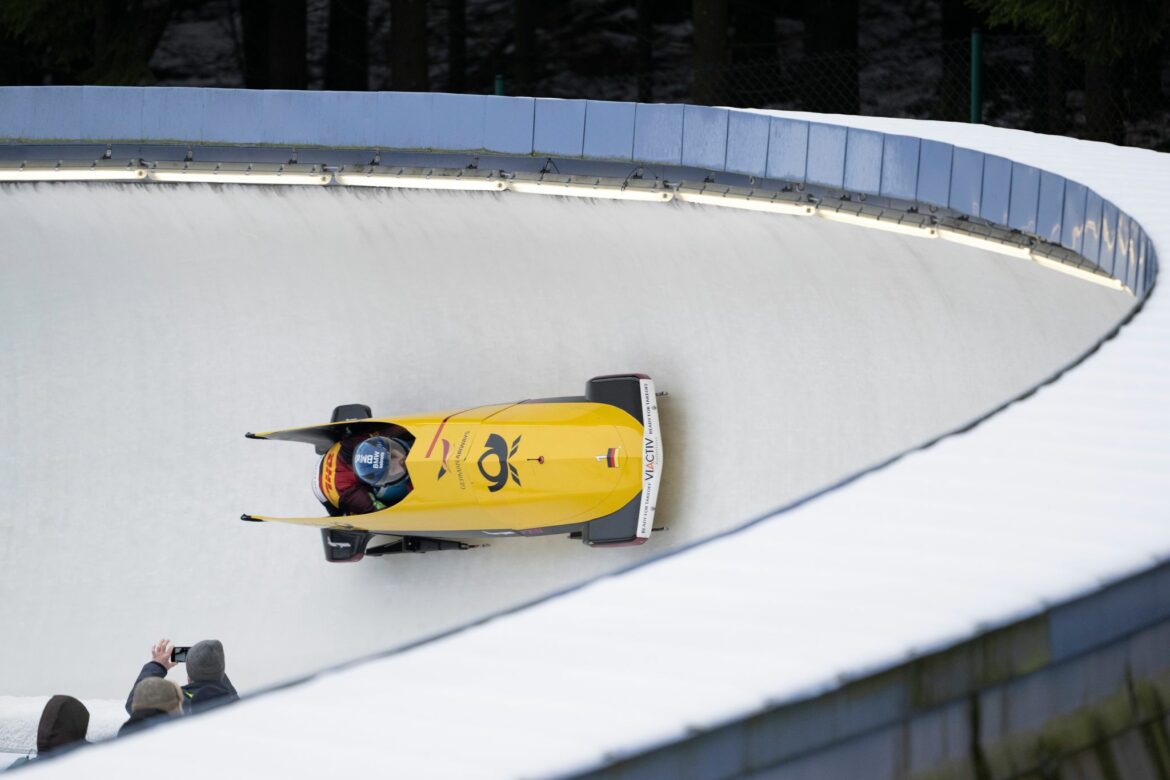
(186, 640, 226, 683)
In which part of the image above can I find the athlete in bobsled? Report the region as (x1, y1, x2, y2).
(243, 374, 665, 563)
(313, 430, 414, 516)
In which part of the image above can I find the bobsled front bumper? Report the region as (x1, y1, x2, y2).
(582, 375, 663, 547)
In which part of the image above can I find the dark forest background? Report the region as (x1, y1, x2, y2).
(1, 0, 1168, 150)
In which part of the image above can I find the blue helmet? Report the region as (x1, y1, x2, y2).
(353, 436, 409, 487)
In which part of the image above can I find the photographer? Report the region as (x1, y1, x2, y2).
(125, 638, 238, 716)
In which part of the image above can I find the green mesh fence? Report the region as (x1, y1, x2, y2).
(688, 35, 1170, 152)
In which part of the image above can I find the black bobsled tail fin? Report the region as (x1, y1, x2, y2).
(586, 374, 647, 425)
(581, 494, 646, 547)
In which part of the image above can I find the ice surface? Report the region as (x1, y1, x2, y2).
(0, 141, 1146, 776)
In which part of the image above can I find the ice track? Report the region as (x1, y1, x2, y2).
(0, 180, 1132, 703)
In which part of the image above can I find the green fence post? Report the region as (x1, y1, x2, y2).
(494, 74, 505, 96)
(970, 28, 983, 123)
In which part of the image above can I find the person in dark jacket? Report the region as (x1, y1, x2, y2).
(8, 695, 89, 768)
(118, 677, 182, 737)
(125, 638, 239, 716)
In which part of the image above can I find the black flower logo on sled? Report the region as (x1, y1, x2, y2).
(477, 433, 522, 492)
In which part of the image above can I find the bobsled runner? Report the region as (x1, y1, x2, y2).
(242, 374, 663, 563)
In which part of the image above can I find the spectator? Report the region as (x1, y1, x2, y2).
(118, 677, 182, 737)
(126, 638, 239, 716)
(8, 695, 89, 769)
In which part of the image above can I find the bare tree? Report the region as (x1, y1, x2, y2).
(326, 0, 369, 90)
(265, 0, 307, 89)
(636, 0, 653, 102)
(390, 0, 427, 91)
(802, 0, 858, 115)
(692, 0, 727, 105)
(447, 0, 466, 92)
(239, 0, 270, 87)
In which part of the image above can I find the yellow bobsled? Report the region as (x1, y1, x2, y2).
(242, 374, 663, 562)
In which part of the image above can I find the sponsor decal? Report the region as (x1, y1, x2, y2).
(325, 539, 352, 549)
(437, 439, 451, 480)
(454, 431, 470, 489)
(595, 447, 620, 468)
(477, 433, 522, 492)
(355, 450, 386, 469)
(637, 378, 661, 539)
(320, 444, 342, 507)
(482, 530, 517, 536)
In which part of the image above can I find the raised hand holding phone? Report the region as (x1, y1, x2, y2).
(152, 638, 178, 670)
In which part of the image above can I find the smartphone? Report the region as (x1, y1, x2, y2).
(171, 646, 191, 663)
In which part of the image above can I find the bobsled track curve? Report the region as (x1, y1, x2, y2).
(1, 89, 1166, 777)
(0, 178, 1133, 694)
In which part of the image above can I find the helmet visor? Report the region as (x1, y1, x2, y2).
(353, 436, 409, 487)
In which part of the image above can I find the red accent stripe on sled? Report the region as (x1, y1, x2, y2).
(425, 408, 474, 458)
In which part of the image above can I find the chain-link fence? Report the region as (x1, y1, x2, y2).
(143, 3, 1169, 153)
(693, 34, 1170, 152)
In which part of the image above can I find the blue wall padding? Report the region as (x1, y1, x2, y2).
(1035, 171, 1065, 243)
(25, 86, 82, 141)
(202, 88, 266, 144)
(257, 90, 315, 146)
(747, 697, 836, 767)
(373, 92, 434, 149)
(1099, 200, 1119, 276)
(1129, 227, 1143, 293)
(1143, 236, 1154, 295)
(880, 134, 920, 201)
(916, 141, 953, 208)
(1129, 223, 1143, 294)
(681, 105, 728, 170)
(843, 128, 884, 195)
(1141, 235, 1151, 292)
(323, 92, 378, 148)
(484, 96, 535, 155)
(1007, 163, 1040, 233)
(583, 100, 636, 161)
(81, 87, 143, 141)
(1116, 212, 1132, 288)
(533, 98, 586, 157)
(142, 88, 207, 143)
(633, 103, 684, 164)
(432, 93, 485, 151)
(1060, 181, 1087, 253)
(948, 147, 984, 215)
(1082, 190, 1103, 265)
(806, 123, 847, 189)
(1049, 565, 1170, 662)
(766, 117, 809, 183)
(724, 111, 770, 177)
(980, 155, 1012, 225)
(0, 87, 33, 138)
